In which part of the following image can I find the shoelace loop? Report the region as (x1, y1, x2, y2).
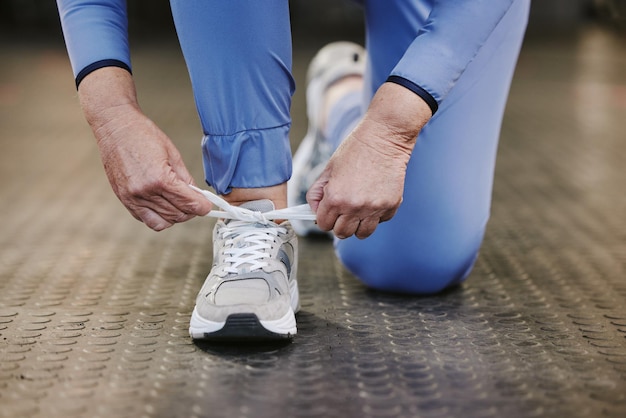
(190, 185, 316, 224)
(191, 185, 312, 273)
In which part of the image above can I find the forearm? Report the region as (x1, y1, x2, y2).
(390, 0, 518, 107)
(57, 0, 131, 87)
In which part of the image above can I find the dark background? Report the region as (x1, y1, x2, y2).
(1, 0, 625, 43)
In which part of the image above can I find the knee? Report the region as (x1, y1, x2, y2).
(335, 230, 484, 295)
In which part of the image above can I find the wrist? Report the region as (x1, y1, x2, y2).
(77, 66, 140, 131)
(365, 82, 432, 145)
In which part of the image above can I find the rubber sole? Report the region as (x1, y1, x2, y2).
(189, 281, 299, 341)
(189, 310, 296, 341)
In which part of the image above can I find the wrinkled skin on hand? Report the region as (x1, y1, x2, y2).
(95, 107, 212, 231)
(307, 82, 432, 239)
(79, 67, 212, 231)
(307, 121, 409, 239)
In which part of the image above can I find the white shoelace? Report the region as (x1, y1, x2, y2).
(220, 220, 283, 274)
(190, 185, 315, 273)
(190, 185, 316, 225)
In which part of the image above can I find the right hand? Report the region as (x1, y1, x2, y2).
(307, 81, 433, 239)
(79, 67, 212, 231)
(306, 119, 408, 239)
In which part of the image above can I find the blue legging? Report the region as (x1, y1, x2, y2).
(170, 0, 530, 294)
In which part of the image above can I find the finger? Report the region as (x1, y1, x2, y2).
(332, 214, 360, 240)
(313, 185, 345, 232)
(167, 147, 196, 185)
(355, 216, 380, 239)
(134, 206, 173, 232)
(162, 178, 213, 216)
(306, 178, 327, 214)
(314, 201, 339, 232)
(379, 207, 399, 223)
(129, 196, 191, 229)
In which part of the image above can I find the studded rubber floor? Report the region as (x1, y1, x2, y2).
(1, 24, 625, 418)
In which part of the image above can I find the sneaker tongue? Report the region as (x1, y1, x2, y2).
(239, 199, 275, 213)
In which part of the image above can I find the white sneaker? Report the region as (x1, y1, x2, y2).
(288, 41, 366, 236)
(189, 199, 299, 341)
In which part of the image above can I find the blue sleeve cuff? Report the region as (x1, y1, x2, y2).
(390, 0, 517, 107)
(386, 75, 438, 115)
(75, 59, 132, 88)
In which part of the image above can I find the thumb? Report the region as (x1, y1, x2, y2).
(170, 176, 213, 216)
(169, 153, 194, 185)
(165, 147, 212, 215)
(306, 175, 328, 213)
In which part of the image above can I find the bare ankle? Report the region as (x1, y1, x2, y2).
(222, 183, 287, 209)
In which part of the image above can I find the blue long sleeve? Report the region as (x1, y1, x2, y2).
(387, 0, 516, 113)
(56, 0, 131, 87)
